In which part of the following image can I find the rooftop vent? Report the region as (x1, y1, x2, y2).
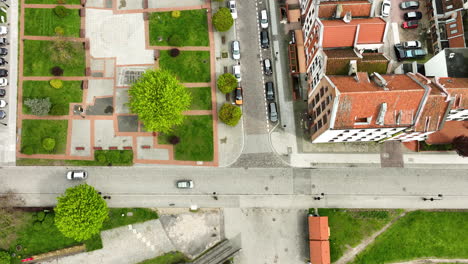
(348, 60, 357, 76)
(335, 4, 343, 18)
(376, 103, 387, 126)
(449, 52, 455, 59)
(370, 72, 388, 90)
(343, 11, 352, 24)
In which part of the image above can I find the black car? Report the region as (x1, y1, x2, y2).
(0, 38, 7, 46)
(260, 30, 269, 49)
(0, 89, 6, 97)
(404, 11, 422, 20)
(265, 82, 274, 101)
(0, 48, 7, 56)
(394, 44, 427, 61)
(0, 110, 6, 120)
(263, 58, 272, 75)
(0, 58, 7, 66)
(400, 1, 419, 10)
(0, 69, 7, 77)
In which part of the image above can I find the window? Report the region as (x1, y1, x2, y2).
(321, 101, 326, 110)
(318, 120, 323, 129)
(320, 87, 324, 96)
(447, 4, 453, 9)
(323, 115, 328, 124)
(315, 94, 320, 104)
(344, 130, 350, 133)
(450, 29, 458, 34)
(449, 23, 457, 28)
(316, 107, 322, 115)
(359, 130, 365, 132)
(355, 117, 367, 122)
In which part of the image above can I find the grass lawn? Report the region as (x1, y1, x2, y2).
(21, 119, 68, 154)
(23, 40, 85, 76)
(159, 115, 213, 161)
(24, 8, 81, 37)
(159, 50, 210, 83)
(17, 150, 134, 166)
(102, 208, 158, 230)
(149, 10, 209, 47)
(138, 252, 189, 264)
(352, 211, 468, 264)
(25, 0, 81, 3)
(316, 209, 402, 263)
(188, 87, 212, 110)
(22, 81, 83, 115)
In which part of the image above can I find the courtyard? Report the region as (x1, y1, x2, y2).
(17, 0, 217, 165)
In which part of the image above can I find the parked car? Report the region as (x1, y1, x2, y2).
(176, 180, 194, 189)
(0, 26, 7, 35)
(0, 110, 5, 120)
(260, 30, 269, 49)
(381, 0, 391, 17)
(402, 20, 419, 29)
(0, 69, 7, 77)
(0, 48, 7, 56)
(0, 77, 7, 87)
(235, 87, 243, 105)
(66, 170, 88, 180)
(233, 64, 241, 82)
(260, 9, 269, 29)
(0, 58, 7, 66)
(231, 40, 240, 60)
(265, 82, 274, 101)
(400, 1, 419, 10)
(0, 38, 7, 46)
(404, 11, 422, 20)
(402, 40, 422, 49)
(0, 99, 7, 108)
(263, 58, 272, 75)
(228, 1, 237, 19)
(394, 44, 427, 61)
(0, 89, 5, 97)
(269, 102, 278, 122)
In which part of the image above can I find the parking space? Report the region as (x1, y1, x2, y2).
(391, 0, 430, 45)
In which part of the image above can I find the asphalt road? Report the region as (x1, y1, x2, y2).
(1, 167, 468, 208)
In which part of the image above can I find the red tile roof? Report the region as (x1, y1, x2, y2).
(438, 78, 468, 109)
(310, 240, 331, 264)
(328, 73, 426, 129)
(448, 36, 466, 48)
(321, 18, 386, 48)
(308, 216, 329, 240)
(414, 94, 450, 132)
(427, 120, 468, 144)
(318, 1, 371, 19)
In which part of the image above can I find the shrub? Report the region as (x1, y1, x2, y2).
(169, 48, 180, 57)
(42, 138, 56, 151)
(106, 151, 121, 164)
(169, 135, 180, 145)
(51, 66, 64, 76)
(212, 7, 234, 32)
(120, 151, 133, 164)
(49, 39, 83, 65)
(37, 211, 46, 221)
(22, 146, 34, 155)
(54, 26, 64, 36)
(168, 34, 183, 46)
(217, 73, 237, 94)
(96, 154, 106, 163)
(33, 221, 42, 230)
(53, 6, 69, 18)
(49, 104, 66, 115)
(0, 251, 11, 264)
(43, 213, 54, 225)
(171, 10, 181, 18)
(49, 79, 63, 89)
(219, 103, 242, 126)
(24, 98, 51, 116)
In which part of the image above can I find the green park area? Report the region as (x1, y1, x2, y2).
(25, 0, 81, 3)
(159, 50, 211, 83)
(20, 119, 68, 155)
(188, 87, 212, 110)
(149, 9, 209, 47)
(24, 8, 81, 37)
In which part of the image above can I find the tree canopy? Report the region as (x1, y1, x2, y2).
(55, 184, 108, 241)
(128, 69, 191, 133)
(212, 7, 234, 32)
(219, 103, 242, 126)
(217, 73, 237, 94)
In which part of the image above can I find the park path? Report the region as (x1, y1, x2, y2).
(335, 210, 409, 264)
(391, 259, 468, 264)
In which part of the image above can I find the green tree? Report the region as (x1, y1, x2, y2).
(218, 103, 242, 126)
(217, 73, 237, 94)
(128, 70, 191, 133)
(55, 184, 108, 241)
(212, 7, 234, 32)
(0, 251, 10, 264)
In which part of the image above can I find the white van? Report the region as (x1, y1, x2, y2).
(233, 65, 241, 82)
(260, 10, 268, 29)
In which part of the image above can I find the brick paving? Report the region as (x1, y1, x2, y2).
(17, 0, 218, 166)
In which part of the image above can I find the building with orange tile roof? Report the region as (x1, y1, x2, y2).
(310, 241, 331, 264)
(318, 0, 372, 19)
(308, 215, 329, 240)
(308, 216, 331, 264)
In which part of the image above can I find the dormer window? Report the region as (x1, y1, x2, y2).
(354, 116, 372, 125)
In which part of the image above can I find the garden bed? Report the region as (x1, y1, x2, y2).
(159, 50, 210, 83)
(17, 150, 134, 166)
(149, 9, 209, 47)
(158, 115, 214, 161)
(138, 251, 189, 264)
(23, 40, 86, 76)
(188, 87, 212, 110)
(24, 8, 81, 37)
(25, 0, 81, 4)
(22, 80, 83, 116)
(20, 119, 68, 155)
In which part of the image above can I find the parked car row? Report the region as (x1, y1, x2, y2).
(400, 1, 423, 29)
(394, 43, 427, 61)
(0, 23, 9, 120)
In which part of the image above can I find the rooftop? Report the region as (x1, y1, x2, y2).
(434, 0, 464, 15)
(321, 18, 386, 48)
(438, 78, 468, 109)
(308, 216, 329, 240)
(309, 240, 331, 264)
(318, 0, 371, 19)
(425, 48, 468, 78)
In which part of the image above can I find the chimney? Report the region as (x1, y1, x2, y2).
(335, 4, 343, 18)
(343, 11, 352, 23)
(370, 72, 388, 90)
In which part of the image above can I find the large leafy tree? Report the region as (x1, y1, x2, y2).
(219, 103, 242, 126)
(212, 7, 234, 32)
(453, 136, 468, 157)
(217, 73, 237, 94)
(0, 251, 11, 264)
(128, 70, 191, 133)
(55, 184, 108, 241)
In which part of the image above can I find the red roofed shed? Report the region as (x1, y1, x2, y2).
(310, 240, 331, 264)
(308, 216, 329, 240)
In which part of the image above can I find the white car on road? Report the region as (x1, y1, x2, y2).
(381, 0, 391, 17)
(232, 40, 240, 60)
(0, 78, 7, 87)
(260, 9, 269, 28)
(233, 65, 241, 82)
(66, 170, 88, 180)
(228, 1, 237, 19)
(0, 26, 7, 35)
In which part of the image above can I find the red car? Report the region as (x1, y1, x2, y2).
(402, 20, 418, 29)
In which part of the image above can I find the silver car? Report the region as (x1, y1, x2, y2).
(402, 40, 422, 49)
(176, 180, 194, 189)
(66, 170, 88, 180)
(232, 41, 240, 60)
